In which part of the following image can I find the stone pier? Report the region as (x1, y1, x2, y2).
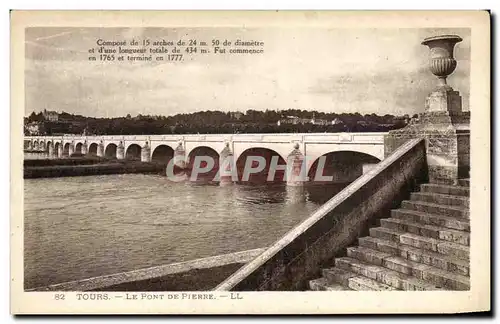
(286, 143, 306, 186)
(81, 141, 88, 155)
(47, 143, 54, 157)
(172, 141, 187, 180)
(68, 142, 74, 156)
(116, 141, 125, 160)
(141, 141, 151, 162)
(97, 141, 104, 157)
(219, 142, 235, 186)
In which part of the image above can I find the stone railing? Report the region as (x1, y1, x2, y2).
(24, 132, 387, 145)
(215, 137, 427, 291)
(27, 248, 266, 292)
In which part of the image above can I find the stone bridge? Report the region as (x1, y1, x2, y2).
(24, 132, 387, 184)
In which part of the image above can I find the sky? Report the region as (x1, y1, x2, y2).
(24, 27, 470, 118)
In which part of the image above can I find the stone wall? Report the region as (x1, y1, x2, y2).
(384, 111, 470, 184)
(215, 138, 428, 291)
(457, 133, 471, 179)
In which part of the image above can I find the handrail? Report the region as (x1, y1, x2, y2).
(27, 248, 266, 292)
(215, 137, 425, 291)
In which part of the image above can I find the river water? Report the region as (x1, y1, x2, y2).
(24, 173, 348, 289)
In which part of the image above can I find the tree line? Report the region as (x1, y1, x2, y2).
(25, 109, 416, 136)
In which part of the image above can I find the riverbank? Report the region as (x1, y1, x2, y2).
(24, 149, 46, 154)
(24, 159, 166, 178)
(24, 156, 109, 167)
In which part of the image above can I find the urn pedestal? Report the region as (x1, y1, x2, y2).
(384, 35, 470, 185)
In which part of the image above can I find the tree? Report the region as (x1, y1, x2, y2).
(27, 111, 37, 122)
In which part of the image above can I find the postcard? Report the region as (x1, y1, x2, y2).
(11, 10, 490, 314)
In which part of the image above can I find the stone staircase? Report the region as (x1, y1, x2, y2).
(309, 180, 470, 291)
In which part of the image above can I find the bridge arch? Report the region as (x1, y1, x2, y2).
(62, 143, 70, 157)
(152, 145, 174, 164)
(46, 141, 52, 152)
(125, 144, 141, 160)
(39, 141, 45, 151)
(33, 140, 39, 150)
(75, 142, 84, 154)
(306, 150, 381, 184)
(187, 146, 220, 181)
(88, 143, 98, 156)
(54, 142, 61, 155)
(236, 147, 287, 183)
(105, 143, 117, 159)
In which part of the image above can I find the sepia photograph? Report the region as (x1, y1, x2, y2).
(10, 10, 490, 314)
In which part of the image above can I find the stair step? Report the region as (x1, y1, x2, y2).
(358, 236, 470, 276)
(369, 226, 404, 242)
(410, 192, 469, 208)
(309, 278, 351, 291)
(369, 227, 469, 260)
(322, 267, 358, 286)
(347, 246, 392, 266)
(437, 241, 470, 261)
(348, 276, 396, 291)
(335, 258, 397, 290)
(401, 233, 470, 261)
(382, 256, 470, 290)
(401, 200, 469, 219)
(380, 218, 470, 245)
(335, 257, 439, 290)
(321, 267, 395, 291)
(420, 183, 470, 197)
(391, 209, 469, 231)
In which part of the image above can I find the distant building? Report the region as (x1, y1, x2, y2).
(392, 115, 411, 124)
(230, 111, 244, 120)
(279, 116, 308, 125)
(42, 109, 59, 121)
(331, 117, 343, 125)
(311, 116, 333, 126)
(279, 114, 338, 126)
(357, 120, 370, 126)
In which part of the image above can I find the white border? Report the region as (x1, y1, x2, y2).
(4, 2, 497, 321)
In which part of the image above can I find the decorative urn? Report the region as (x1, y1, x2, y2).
(421, 35, 462, 89)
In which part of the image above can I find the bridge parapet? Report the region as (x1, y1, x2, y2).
(25, 132, 387, 145)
